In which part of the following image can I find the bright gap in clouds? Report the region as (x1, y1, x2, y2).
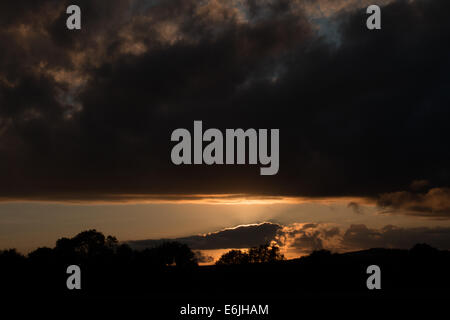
(1, 195, 449, 255)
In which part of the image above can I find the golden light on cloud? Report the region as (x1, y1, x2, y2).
(0, 193, 375, 207)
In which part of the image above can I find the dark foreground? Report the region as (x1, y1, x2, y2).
(1, 243, 450, 318)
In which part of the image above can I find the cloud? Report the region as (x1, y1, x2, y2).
(0, 0, 449, 202)
(410, 179, 430, 191)
(274, 223, 342, 255)
(342, 224, 450, 251)
(377, 188, 450, 218)
(128, 221, 450, 260)
(347, 201, 364, 215)
(277, 223, 450, 255)
(128, 222, 282, 250)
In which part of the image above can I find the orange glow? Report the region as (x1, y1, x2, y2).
(0, 193, 375, 206)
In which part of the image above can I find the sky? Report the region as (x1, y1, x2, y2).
(0, 0, 450, 262)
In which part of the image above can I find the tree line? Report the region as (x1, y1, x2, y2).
(0, 229, 285, 268)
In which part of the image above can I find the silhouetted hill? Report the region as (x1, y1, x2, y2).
(1, 231, 449, 318)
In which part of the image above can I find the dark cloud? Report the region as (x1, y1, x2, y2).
(0, 0, 449, 203)
(275, 223, 342, 254)
(347, 201, 364, 215)
(286, 223, 450, 253)
(342, 224, 450, 250)
(291, 232, 324, 251)
(128, 221, 450, 256)
(410, 179, 430, 191)
(128, 222, 282, 250)
(377, 187, 450, 218)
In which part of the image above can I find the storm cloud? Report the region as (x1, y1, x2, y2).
(0, 0, 449, 206)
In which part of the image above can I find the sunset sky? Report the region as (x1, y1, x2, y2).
(1, 0, 450, 262)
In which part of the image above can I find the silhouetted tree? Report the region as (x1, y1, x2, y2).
(106, 235, 119, 249)
(2, 228, 449, 302)
(116, 243, 134, 261)
(0, 249, 25, 263)
(216, 249, 249, 265)
(54, 229, 116, 261)
(28, 247, 55, 264)
(248, 244, 285, 263)
(216, 244, 284, 265)
(139, 242, 197, 268)
(0, 249, 27, 291)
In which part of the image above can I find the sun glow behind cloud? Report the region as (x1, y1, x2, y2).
(0, 193, 375, 206)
